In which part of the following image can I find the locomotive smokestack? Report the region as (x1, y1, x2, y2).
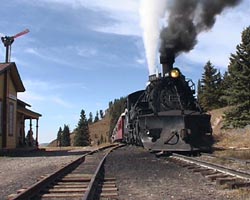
(160, 49, 175, 76)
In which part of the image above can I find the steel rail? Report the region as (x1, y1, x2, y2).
(9, 144, 119, 200)
(83, 144, 121, 200)
(171, 153, 250, 181)
(201, 152, 250, 165)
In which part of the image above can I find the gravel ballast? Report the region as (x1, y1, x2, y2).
(105, 146, 247, 200)
(0, 149, 87, 199)
(1, 146, 249, 200)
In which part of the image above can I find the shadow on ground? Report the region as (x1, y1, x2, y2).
(0, 148, 90, 157)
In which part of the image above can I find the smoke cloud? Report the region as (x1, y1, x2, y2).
(160, 0, 242, 57)
(139, 0, 167, 74)
(140, 0, 242, 74)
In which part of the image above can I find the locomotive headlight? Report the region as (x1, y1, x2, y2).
(170, 68, 180, 78)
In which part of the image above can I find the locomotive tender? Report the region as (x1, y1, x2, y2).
(112, 53, 213, 153)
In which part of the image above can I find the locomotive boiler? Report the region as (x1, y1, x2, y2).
(112, 52, 213, 153)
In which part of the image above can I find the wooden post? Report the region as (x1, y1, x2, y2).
(24, 117, 26, 145)
(22, 115, 25, 145)
(29, 118, 32, 132)
(36, 119, 39, 147)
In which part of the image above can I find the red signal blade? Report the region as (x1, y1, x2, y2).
(13, 29, 30, 38)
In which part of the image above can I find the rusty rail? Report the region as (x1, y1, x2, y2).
(9, 144, 120, 200)
(83, 145, 120, 200)
(170, 153, 250, 189)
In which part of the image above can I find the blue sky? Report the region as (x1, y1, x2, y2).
(0, 0, 249, 143)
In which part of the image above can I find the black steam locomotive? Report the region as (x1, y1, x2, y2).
(112, 53, 213, 153)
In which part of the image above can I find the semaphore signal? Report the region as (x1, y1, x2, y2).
(1, 29, 30, 63)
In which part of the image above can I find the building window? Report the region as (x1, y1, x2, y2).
(0, 100, 2, 136)
(8, 102, 14, 136)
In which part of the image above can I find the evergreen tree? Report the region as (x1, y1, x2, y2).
(218, 71, 231, 107)
(199, 61, 222, 110)
(88, 112, 93, 124)
(108, 101, 113, 110)
(214, 71, 225, 108)
(223, 27, 250, 128)
(94, 111, 99, 122)
(99, 110, 104, 119)
(197, 79, 202, 103)
(74, 109, 90, 146)
(61, 125, 71, 146)
(56, 127, 62, 147)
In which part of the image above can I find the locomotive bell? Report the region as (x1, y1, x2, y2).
(160, 50, 175, 77)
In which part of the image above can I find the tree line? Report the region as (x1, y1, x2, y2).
(56, 97, 127, 147)
(56, 109, 104, 147)
(87, 110, 104, 124)
(197, 26, 250, 128)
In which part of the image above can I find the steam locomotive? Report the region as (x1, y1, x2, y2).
(111, 53, 213, 153)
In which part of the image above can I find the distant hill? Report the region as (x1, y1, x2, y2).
(39, 143, 49, 147)
(47, 113, 111, 147)
(89, 113, 111, 145)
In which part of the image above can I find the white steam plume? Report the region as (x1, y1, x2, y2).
(139, 0, 167, 75)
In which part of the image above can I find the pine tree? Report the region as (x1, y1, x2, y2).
(199, 61, 222, 110)
(223, 27, 250, 128)
(88, 112, 93, 124)
(214, 71, 225, 108)
(94, 111, 99, 122)
(197, 79, 202, 103)
(108, 101, 113, 110)
(74, 109, 90, 146)
(218, 71, 231, 107)
(99, 110, 104, 119)
(61, 125, 71, 146)
(56, 127, 62, 147)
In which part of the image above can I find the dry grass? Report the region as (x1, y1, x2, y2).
(48, 114, 111, 147)
(215, 149, 250, 160)
(214, 130, 250, 150)
(209, 107, 250, 150)
(89, 113, 110, 145)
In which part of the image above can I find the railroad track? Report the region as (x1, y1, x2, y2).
(8, 144, 121, 200)
(168, 153, 250, 189)
(201, 152, 250, 165)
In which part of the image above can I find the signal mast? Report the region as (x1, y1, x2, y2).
(1, 29, 29, 63)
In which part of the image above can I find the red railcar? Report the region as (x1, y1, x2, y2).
(111, 113, 126, 142)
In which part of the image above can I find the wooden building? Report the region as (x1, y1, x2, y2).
(0, 62, 41, 149)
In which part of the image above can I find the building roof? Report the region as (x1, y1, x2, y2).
(0, 62, 25, 92)
(17, 99, 31, 108)
(17, 106, 42, 120)
(17, 99, 41, 119)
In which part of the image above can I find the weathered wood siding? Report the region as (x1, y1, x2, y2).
(6, 72, 17, 148)
(0, 74, 3, 148)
